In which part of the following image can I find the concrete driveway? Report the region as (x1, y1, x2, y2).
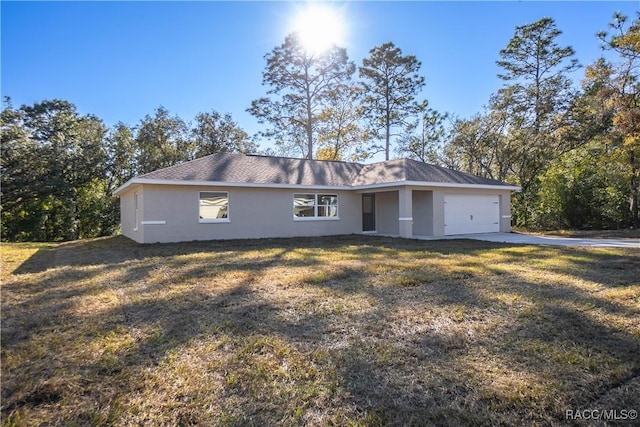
(424, 233, 640, 248)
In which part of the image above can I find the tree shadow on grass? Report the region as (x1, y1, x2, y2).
(10, 234, 394, 275)
(2, 235, 639, 425)
(477, 244, 640, 288)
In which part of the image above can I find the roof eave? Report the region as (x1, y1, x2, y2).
(114, 177, 521, 196)
(113, 179, 140, 196)
(352, 180, 521, 191)
(113, 178, 354, 194)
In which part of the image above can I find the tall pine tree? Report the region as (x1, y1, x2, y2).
(495, 17, 580, 226)
(248, 33, 355, 159)
(359, 42, 425, 160)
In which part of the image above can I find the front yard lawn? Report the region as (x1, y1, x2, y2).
(2, 235, 639, 426)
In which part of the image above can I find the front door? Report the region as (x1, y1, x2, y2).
(362, 194, 376, 232)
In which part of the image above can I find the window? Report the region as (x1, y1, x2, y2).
(293, 193, 338, 219)
(199, 191, 229, 222)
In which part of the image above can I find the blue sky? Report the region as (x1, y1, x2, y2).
(2, 1, 638, 154)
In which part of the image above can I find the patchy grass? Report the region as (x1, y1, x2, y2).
(514, 227, 640, 239)
(2, 235, 639, 426)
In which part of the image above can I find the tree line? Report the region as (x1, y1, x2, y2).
(1, 13, 638, 241)
(1, 103, 255, 241)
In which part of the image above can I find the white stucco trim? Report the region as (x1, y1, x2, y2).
(140, 220, 166, 225)
(353, 180, 522, 192)
(199, 219, 231, 224)
(398, 217, 413, 221)
(293, 216, 340, 221)
(114, 177, 521, 196)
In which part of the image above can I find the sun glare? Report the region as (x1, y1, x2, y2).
(292, 5, 345, 54)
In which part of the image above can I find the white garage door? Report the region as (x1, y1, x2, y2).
(444, 194, 500, 235)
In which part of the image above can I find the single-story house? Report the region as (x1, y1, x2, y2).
(114, 153, 520, 244)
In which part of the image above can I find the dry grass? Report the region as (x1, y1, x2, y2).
(2, 235, 639, 426)
(513, 227, 640, 239)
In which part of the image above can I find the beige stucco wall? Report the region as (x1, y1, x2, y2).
(119, 183, 514, 243)
(412, 190, 434, 236)
(498, 192, 512, 232)
(432, 190, 446, 236)
(362, 186, 513, 237)
(374, 191, 399, 235)
(120, 187, 144, 243)
(127, 185, 362, 243)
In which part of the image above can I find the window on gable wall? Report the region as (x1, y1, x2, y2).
(293, 193, 338, 219)
(199, 191, 229, 222)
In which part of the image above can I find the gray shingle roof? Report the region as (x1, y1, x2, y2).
(353, 158, 511, 187)
(127, 153, 515, 190)
(139, 153, 362, 186)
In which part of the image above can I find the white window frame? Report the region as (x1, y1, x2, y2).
(199, 191, 230, 223)
(293, 193, 339, 221)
